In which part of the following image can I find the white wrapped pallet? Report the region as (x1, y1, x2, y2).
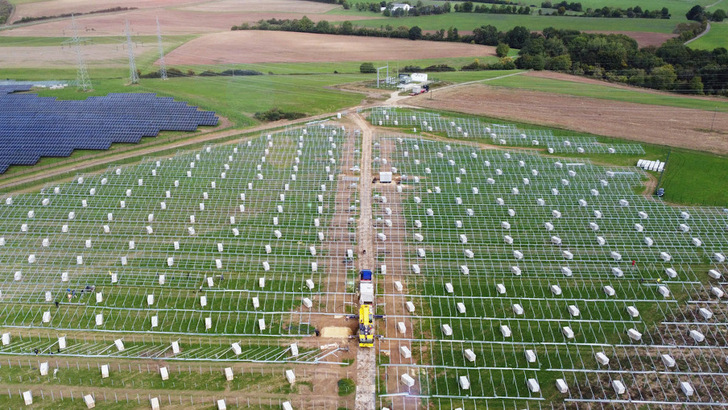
(397, 322, 406, 334)
(23, 391, 32, 405)
(400, 346, 411, 359)
(500, 325, 512, 338)
(562, 326, 574, 339)
(595, 352, 609, 366)
(464, 349, 476, 362)
(441, 324, 453, 336)
(556, 379, 569, 393)
(699, 307, 713, 319)
(525, 350, 537, 363)
(84, 394, 95, 408)
(612, 380, 626, 395)
(627, 328, 642, 341)
(527, 378, 540, 393)
(285, 369, 295, 384)
(512, 303, 524, 315)
(231, 343, 242, 355)
(224, 367, 234, 381)
(568, 305, 580, 317)
(160, 367, 169, 380)
(661, 354, 676, 368)
(401, 373, 415, 387)
(217, 399, 227, 410)
(626, 306, 640, 318)
(689, 329, 705, 343)
(458, 375, 470, 390)
(405, 301, 415, 313)
(680, 381, 694, 396)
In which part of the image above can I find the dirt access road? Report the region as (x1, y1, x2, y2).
(351, 113, 376, 410)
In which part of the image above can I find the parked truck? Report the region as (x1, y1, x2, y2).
(358, 269, 374, 347)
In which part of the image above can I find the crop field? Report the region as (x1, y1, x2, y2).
(365, 108, 727, 408)
(0, 124, 361, 408)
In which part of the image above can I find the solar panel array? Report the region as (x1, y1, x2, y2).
(0, 91, 218, 174)
(372, 134, 727, 409)
(368, 107, 646, 155)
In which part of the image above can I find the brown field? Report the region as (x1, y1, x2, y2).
(163, 31, 496, 65)
(8, 0, 338, 23)
(179, 0, 338, 14)
(0, 42, 160, 68)
(3, 1, 372, 37)
(409, 83, 728, 154)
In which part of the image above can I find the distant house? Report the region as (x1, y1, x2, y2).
(392, 3, 412, 12)
(383, 3, 412, 13)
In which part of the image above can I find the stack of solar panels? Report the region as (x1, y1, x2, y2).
(0, 90, 219, 174)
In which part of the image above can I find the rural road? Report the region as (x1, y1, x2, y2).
(685, 22, 711, 45)
(351, 113, 377, 410)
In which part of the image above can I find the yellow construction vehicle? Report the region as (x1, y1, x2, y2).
(358, 304, 374, 347)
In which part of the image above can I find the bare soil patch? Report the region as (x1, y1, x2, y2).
(164, 31, 497, 65)
(180, 0, 338, 14)
(409, 83, 728, 154)
(321, 326, 352, 338)
(9, 0, 195, 23)
(2, 8, 369, 37)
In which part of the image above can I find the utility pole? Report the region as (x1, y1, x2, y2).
(125, 20, 139, 85)
(156, 17, 167, 80)
(69, 15, 92, 91)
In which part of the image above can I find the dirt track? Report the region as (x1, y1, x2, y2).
(409, 83, 728, 154)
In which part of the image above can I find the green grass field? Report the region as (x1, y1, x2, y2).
(347, 12, 679, 33)
(486, 73, 728, 112)
(687, 21, 728, 50)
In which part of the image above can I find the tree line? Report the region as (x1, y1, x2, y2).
(515, 26, 728, 95)
(230, 18, 728, 95)
(454, 3, 531, 15)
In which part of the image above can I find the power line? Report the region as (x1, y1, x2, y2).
(156, 17, 168, 80)
(69, 14, 92, 92)
(125, 19, 139, 85)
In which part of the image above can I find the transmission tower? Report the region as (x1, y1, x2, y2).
(69, 15, 92, 91)
(156, 17, 168, 80)
(125, 20, 139, 84)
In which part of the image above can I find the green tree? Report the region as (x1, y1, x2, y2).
(408, 25, 423, 40)
(712, 9, 727, 21)
(650, 64, 677, 90)
(545, 54, 572, 70)
(688, 76, 704, 94)
(360, 62, 376, 73)
(496, 43, 510, 57)
(341, 20, 354, 35)
(686, 5, 705, 21)
(504, 26, 531, 49)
